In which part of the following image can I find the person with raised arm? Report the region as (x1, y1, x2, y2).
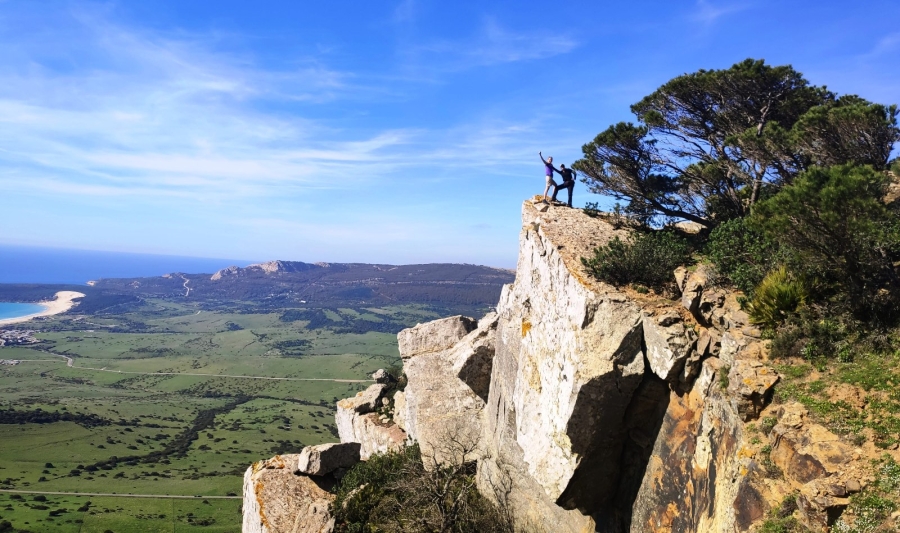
(539, 152, 557, 203)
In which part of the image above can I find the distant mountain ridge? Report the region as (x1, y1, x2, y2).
(89, 261, 515, 316)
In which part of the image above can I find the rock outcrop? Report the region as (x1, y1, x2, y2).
(336, 383, 406, 460)
(355, 201, 786, 532)
(244, 200, 813, 533)
(397, 313, 497, 463)
(212, 260, 322, 280)
(242, 455, 335, 533)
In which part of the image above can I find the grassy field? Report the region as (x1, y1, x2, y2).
(0, 299, 414, 533)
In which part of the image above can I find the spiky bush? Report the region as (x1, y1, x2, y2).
(747, 267, 807, 329)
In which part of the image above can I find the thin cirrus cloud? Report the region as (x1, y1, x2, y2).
(689, 0, 752, 25)
(398, 17, 578, 76)
(0, 16, 422, 202)
(0, 7, 564, 212)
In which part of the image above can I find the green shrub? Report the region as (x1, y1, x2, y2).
(705, 217, 782, 295)
(747, 267, 807, 329)
(332, 443, 512, 533)
(718, 365, 730, 390)
(332, 445, 421, 531)
(582, 201, 602, 218)
(750, 164, 900, 323)
(581, 230, 691, 290)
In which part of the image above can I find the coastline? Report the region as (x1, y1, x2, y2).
(0, 291, 86, 327)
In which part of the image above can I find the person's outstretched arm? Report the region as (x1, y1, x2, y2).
(539, 152, 548, 165)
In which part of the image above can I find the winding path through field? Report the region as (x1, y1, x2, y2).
(0, 489, 240, 499)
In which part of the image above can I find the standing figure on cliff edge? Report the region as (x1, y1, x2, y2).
(539, 152, 557, 203)
(551, 164, 576, 208)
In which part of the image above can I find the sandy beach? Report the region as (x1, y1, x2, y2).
(0, 291, 86, 326)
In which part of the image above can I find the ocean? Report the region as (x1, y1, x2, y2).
(0, 244, 256, 285)
(0, 302, 45, 320)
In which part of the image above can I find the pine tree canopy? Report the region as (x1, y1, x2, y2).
(573, 58, 900, 227)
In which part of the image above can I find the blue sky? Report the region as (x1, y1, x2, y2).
(1, 0, 898, 268)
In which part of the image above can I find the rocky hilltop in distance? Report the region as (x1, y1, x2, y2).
(244, 200, 872, 532)
(211, 260, 326, 280)
(88, 261, 514, 316)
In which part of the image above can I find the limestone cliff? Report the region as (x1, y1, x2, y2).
(244, 200, 869, 532)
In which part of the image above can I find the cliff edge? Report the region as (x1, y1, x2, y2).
(244, 200, 869, 532)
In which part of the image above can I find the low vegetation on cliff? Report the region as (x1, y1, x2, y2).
(332, 443, 512, 533)
(578, 59, 900, 532)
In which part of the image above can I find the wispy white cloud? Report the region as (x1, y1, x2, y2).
(867, 32, 900, 58)
(393, 0, 417, 25)
(398, 17, 578, 76)
(690, 0, 752, 25)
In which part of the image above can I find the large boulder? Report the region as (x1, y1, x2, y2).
(681, 267, 709, 316)
(399, 313, 497, 464)
(642, 311, 697, 382)
(335, 384, 386, 449)
(372, 369, 396, 384)
(296, 443, 361, 476)
(338, 412, 406, 460)
(796, 478, 851, 531)
(242, 455, 334, 533)
(397, 315, 477, 359)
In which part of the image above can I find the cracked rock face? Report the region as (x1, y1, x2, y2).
(336, 384, 406, 460)
(642, 311, 697, 382)
(728, 359, 779, 421)
(242, 455, 335, 533)
(398, 313, 497, 464)
(477, 202, 648, 528)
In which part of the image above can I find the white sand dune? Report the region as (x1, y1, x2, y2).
(0, 291, 85, 326)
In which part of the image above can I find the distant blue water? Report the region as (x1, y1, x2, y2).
(0, 302, 44, 320)
(0, 244, 256, 285)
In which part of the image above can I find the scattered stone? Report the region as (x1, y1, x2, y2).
(770, 403, 855, 487)
(372, 369, 396, 384)
(296, 443, 361, 477)
(741, 326, 762, 338)
(797, 478, 850, 531)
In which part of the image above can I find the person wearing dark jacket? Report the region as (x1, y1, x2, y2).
(551, 164, 576, 207)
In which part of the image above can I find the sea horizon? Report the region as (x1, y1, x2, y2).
(0, 244, 256, 285)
